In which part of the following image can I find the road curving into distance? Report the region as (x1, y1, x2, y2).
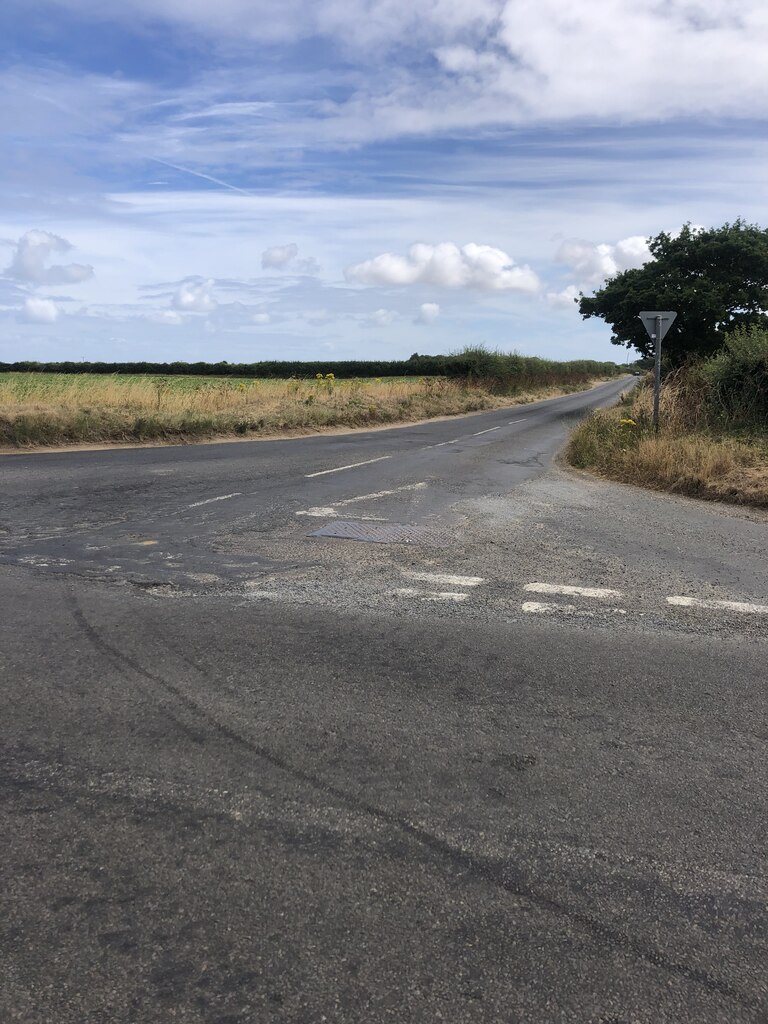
(2, 375, 767, 1023)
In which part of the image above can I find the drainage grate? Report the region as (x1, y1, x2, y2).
(309, 520, 440, 545)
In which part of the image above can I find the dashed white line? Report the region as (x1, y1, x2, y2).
(403, 571, 484, 588)
(296, 510, 389, 520)
(508, 418, 527, 424)
(305, 456, 392, 478)
(394, 588, 469, 603)
(187, 492, 242, 508)
(524, 582, 623, 599)
(423, 425, 505, 449)
(667, 596, 768, 614)
(296, 482, 427, 517)
(334, 482, 427, 506)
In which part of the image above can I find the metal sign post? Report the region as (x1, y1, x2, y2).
(638, 310, 677, 431)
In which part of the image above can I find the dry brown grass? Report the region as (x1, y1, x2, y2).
(0, 372, 601, 449)
(567, 380, 768, 507)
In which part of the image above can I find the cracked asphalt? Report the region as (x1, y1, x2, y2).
(2, 377, 767, 1023)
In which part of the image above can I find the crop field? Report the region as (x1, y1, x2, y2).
(0, 370, 604, 448)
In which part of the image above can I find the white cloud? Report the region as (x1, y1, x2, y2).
(149, 309, 183, 325)
(545, 285, 580, 311)
(262, 243, 299, 269)
(367, 308, 397, 326)
(346, 242, 539, 292)
(252, 312, 271, 324)
(20, 1, 766, 144)
(172, 278, 217, 313)
(555, 235, 651, 284)
(416, 302, 440, 324)
(22, 296, 59, 323)
(261, 243, 320, 274)
(33, 0, 500, 50)
(6, 230, 94, 286)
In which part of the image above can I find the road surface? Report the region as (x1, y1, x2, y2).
(2, 377, 767, 1023)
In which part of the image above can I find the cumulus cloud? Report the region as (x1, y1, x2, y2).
(346, 243, 539, 293)
(262, 243, 298, 269)
(7, 230, 94, 286)
(416, 302, 440, 324)
(261, 243, 320, 274)
(172, 278, 217, 313)
(22, 296, 59, 323)
(555, 236, 651, 284)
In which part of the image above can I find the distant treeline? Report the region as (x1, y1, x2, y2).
(0, 350, 622, 381)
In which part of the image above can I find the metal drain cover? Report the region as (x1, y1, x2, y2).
(309, 520, 438, 545)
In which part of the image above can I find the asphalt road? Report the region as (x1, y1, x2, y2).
(2, 377, 767, 1023)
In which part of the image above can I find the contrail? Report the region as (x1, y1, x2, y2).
(30, 89, 254, 197)
(147, 158, 254, 197)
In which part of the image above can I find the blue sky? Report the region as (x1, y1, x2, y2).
(2, 0, 767, 364)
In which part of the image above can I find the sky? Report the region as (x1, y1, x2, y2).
(1, 1, 767, 365)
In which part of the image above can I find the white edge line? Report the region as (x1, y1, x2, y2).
(667, 596, 768, 614)
(188, 492, 242, 508)
(524, 582, 624, 599)
(305, 455, 392, 478)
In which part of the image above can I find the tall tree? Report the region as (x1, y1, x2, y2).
(578, 221, 768, 362)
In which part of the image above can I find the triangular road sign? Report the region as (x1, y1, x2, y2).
(639, 310, 677, 340)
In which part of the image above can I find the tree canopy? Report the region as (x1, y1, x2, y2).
(578, 220, 768, 363)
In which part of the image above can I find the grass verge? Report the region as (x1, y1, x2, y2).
(567, 379, 768, 508)
(0, 372, 608, 450)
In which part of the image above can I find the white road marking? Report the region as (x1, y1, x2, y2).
(296, 510, 389, 521)
(394, 588, 469, 603)
(524, 582, 623, 599)
(296, 482, 426, 517)
(188, 492, 241, 508)
(423, 425, 504, 449)
(335, 482, 427, 506)
(508, 418, 527, 424)
(523, 600, 578, 615)
(522, 601, 627, 616)
(403, 571, 484, 587)
(305, 456, 392, 478)
(295, 506, 338, 517)
(667, 596, 768, 614)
